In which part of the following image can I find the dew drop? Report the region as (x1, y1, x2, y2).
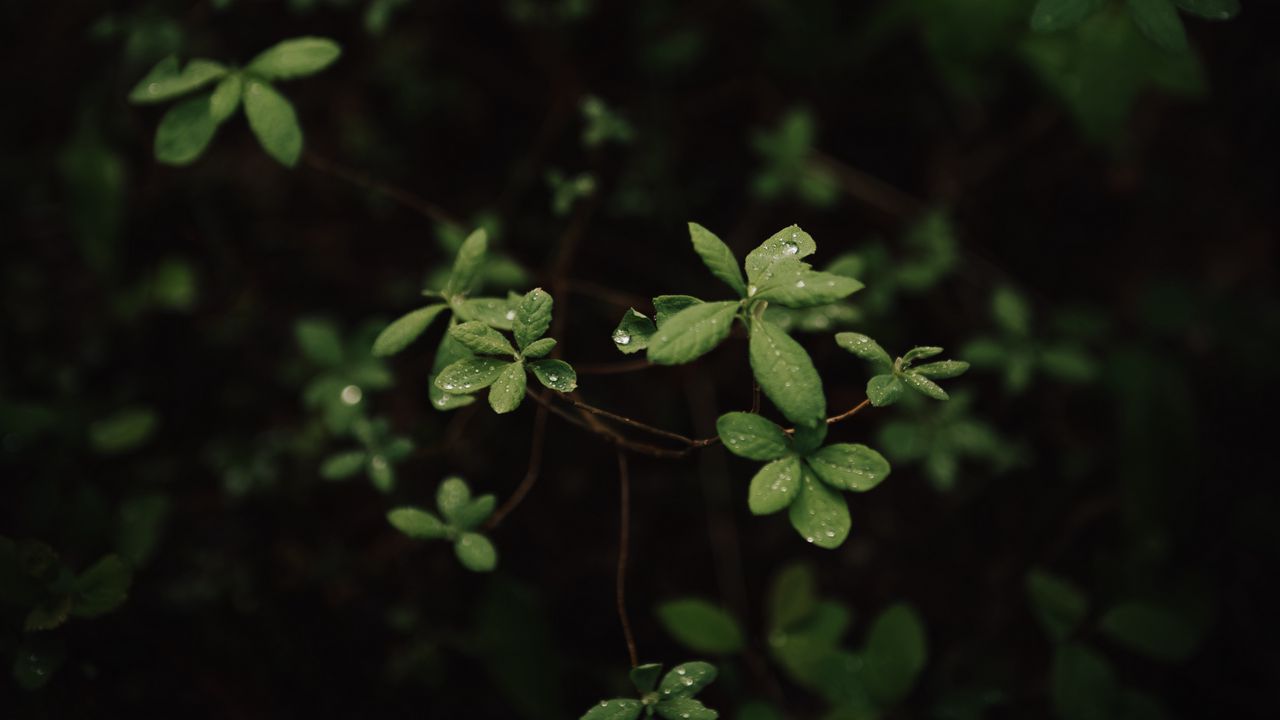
(147, 82, 160, 94)
(614, 332, 632, 345)
(795, 280, 806, 288)
(340, 385, 363, 405)
(505, 310, 516, 320)
(782, 240, 799, 255)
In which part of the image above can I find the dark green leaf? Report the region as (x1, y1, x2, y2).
(612, 309, 655, 354)
(529, 359, 577, 392)
(154, 93, 219, 166)
(657, 661, 718, 699)
(657, 600, 745, 654)
(246, 36, 342, 80)
(1051, 644, 1118, 720)
(24, 595, 72, 631)
(653, 295, 704, 325)
(1098, 602, 1203, 662)
(456, 297, 515, 330)
(745, 225, 817, 282)
(209, 73, 242, 123)
(129, 57, 227, 103)
(435, 357, 510, 394)
(452, 495, 496, 531)
(748, 319, 825, 427)
(787, 469, 850, 548)
(372, 305, 447, 356)
(522, 337, 556, 359)
(320, 450, 368, 480)
(1174, 0, 1239, 20)
(1026, 569, 1088, 643)
(488, 361, 527, 413)
(913, 360, 970, 379)
(296, 319, 343, 365)
(243, 79, 302, 166)
(835, 332, 892, 372)
(864, 604, 927, 705)
(789, 421, 827, 455)
(71, 555, 131, 618)
(902, 346, 943, 363)
(689, 222, 746, 297)
(89, 407, 158, 454)
(387, 507, 449, 539)
(648, 301, 739, 365)
(903, 371, 950, 400)
(992, 287, 1031, 336)
(716, 412, 789, 461)
(1031, 0, 1105, 31)
(1128, 0, 1189, 52)
(580, 699, 643, 720)
(445, 228, 488, 298)
(656, 697, 718, 720)
(515, 288, 553, 349)
(455, 532, 497, 572)
(449, 321, 517, 356)
(630, 663, 663, 694)
(749, 456, 803, 515)
(806, 443, 890, 492)
(767, 563, 818, 632)
(754, 269, 863, 308)
(429, 332, 477, 411)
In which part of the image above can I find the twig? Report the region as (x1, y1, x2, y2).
(826, 398, 872, 425)
(811, 151, 926, 220)
(303, 150, 463, 229)
(616, 450, 639, 668)
(573, 359, 654, 376)
(566, 397, 712, 448)
(483, 400, 549, 530)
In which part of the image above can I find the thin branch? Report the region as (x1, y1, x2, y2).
(302, 150, 463, 229)
(826, 398, 872, 425)
(483, 400, 549, 530)
(616, 450, 639, 668)
(573, 359, 654, 376)
(566, 396, 712, 448)
(810, 151, 926, 221)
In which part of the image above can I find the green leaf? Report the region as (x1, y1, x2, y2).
(902, 372, 950, 400)
(647, 301, 739, 365)
(455, 532, 498, 572)
(745, 225, 817, 283)
(749, 456, 803, 515)
(657, 661, 718, 699)
(243, 80, 302, 167)
(657, 600, 745, 654)
(369, 455, 394, 492)
(13, 645, 59, 690)
(630, 663, 663, 694)
(521, 337, 556, 359)
(449, 321, 517, 356)
(1026, 569, 1088, 643)
(806, 444, 890, 492)
(1128, 0, 1189, 52)
(372, 305, 447, 356)
(864, 604, 927, 705)
(24, 595, 72, 632)
(435, 357, 510, 394)
(1174, 0, 1240, 20)
(1040, 345, 1097, 383)
(437, 477, 471, 520)
(653, 295, 704, 325)
(529, 359, 577, 392)
(208, 73, 242, 123)
(429, 332, 477, 411)
(835, 332, 892, 372)
(515, 288, 553, 349)
(89, 407, 158, 454)
(612, 309, 655, 354)
(1051, 644, 1118, 720)
(1098, 602, 1202, 662)
(488, 361, 527, 414)
(387, 507, 449, 539)
(296, 319, 344, 365)
(689, 222, 747, 297)
(116, 494, 171, 567)
(913, 360, 970, 379)
(748, 319, 825, 427)
(456, 297, 516, 330)
(129, 57, 228, 103)
(767, 563, 818, 632)
(154, 93, 219, 166)
(716, 412, 789, 461)
(992, 287, 1031, 336)
(246, 36, 342, 80)
(787, 469, 850, 548)
(445, 228, 488, 298)
(1031, 0, 1105, 31)
(656, 697, 718, 720)
(320, 450, 368, 480)
(452, 495, 496, 531)
(754, 269, 863, 308)
(581, 699, 643, 720)
(902, 346, 943, 363)
(71, 555, 131, 618)
(789, 422, 827, 455)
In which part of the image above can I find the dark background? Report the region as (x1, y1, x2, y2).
(2, 0, 1278, 717)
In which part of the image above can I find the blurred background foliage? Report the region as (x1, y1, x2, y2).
(2, 0, 1278, 717)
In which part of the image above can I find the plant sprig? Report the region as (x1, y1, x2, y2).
(387, 477, 498, 572)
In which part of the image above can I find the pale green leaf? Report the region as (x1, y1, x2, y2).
(655, 697, 718, 720)
(437, 477, 471, 521)
(754, 270, 863, 308)
(612, 309, 655, 354)
(748, 456, 803, 515)
(1128, 0, 1189, 52)
(866, 375, 901, 406)
(835, 332, 892, 372)
(647, 301, 739, 365)
(716, 412, 789, 461)
(488, 361, 527, 413)
(903, 371, 949, 400)
(689, 222, 746, 297)
(902, 346, 943, 363)
(787, 470, 850, 548)
(529, 359, 577, 392)
(387, 507, 448, 539)
(653, 295, 704, 325)
(445, 228, 487, 298)
(368, 455, 394, 493)
(521, 337, 556, 359)
(372, 305, 447, 356)
(580, 699, 643, 720)
(435, 357, 510, 394)
(320, 450, 368, 480)
(806, 443, 890, 492)
(455, 532, 497, 572)
(657, 600, 745, 654)
(745, 225, 817, 282)
(244, 80, 302, 167)
(449, 321, 517, 356)
(515, 288, 553, 349)
(452, 495, 496, 531)
(246, 36, 342, 80)
(1031, 0, 1105, 31)
(456, 297, 516, 330)
(154, 93, 219, 166)
(71, 555, 131, 618)
(129, 57, 228, 104)
(748, 319, 825, 427)
(657, 661, 718, 699)
(209, 73, 242, 123)
(913, 360, 970, 379)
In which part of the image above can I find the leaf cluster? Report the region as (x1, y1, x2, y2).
(387, 477, 498, 572)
